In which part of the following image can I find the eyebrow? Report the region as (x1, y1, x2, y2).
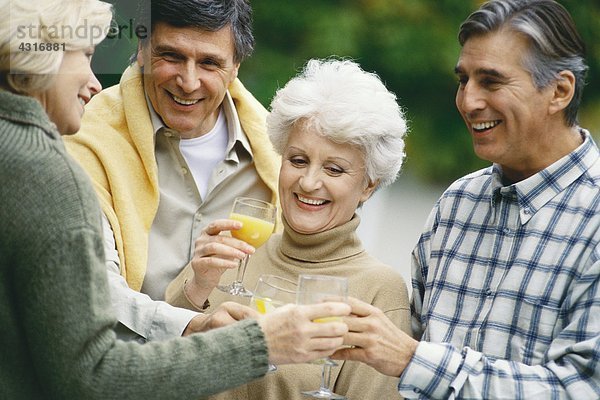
(152, 44, 183, 57)
(152, 44, 228, 64)
(454, 65, 507, 80)
(286, 146, 353, 166)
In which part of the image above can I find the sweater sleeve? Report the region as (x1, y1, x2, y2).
(8, 139, 269, 399)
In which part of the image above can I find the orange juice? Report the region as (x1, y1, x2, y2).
(313, 316, 342, 323)
(250, 296, 284, 314)
(230, 212, 275, 248)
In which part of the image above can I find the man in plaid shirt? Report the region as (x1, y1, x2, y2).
(334, 0, 600, 398)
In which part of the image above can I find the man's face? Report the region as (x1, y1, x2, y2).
(137, 22, 240, 139)
(454, 29, 557, 181)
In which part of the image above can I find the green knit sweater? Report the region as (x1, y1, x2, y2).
(0, 90, 268, 399)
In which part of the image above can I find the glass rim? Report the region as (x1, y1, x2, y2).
(233, 197, 276, 209)
(255, 274, 298, 294)
(297, 274, 348, 283)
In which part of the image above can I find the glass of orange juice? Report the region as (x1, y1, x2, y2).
(296, 274, 348, 399)
(217, 197, 276, 297)
(251, 274, 297, 371)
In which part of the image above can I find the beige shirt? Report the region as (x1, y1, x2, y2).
(104, 92, 271, 341)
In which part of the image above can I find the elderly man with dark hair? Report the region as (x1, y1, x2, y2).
(334, 1, 600, 398)
(66, 0, 279, 341)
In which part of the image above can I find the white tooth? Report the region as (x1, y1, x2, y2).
(298, 195, 325, 205)
(473, 121, 498, 130)
(173, 95, 199, 105)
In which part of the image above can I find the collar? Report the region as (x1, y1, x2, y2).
(145, 90, 254, 162)
(279, 214, 365, 263)
(0, 90, 60, 140)
(490, 129, 599, 224)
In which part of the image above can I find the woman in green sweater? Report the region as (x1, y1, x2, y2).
(167, 59, 411, 399)
(0, 2, 351, 399)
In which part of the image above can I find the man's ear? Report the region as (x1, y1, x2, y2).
(548, 70, 576, 116)
(136, 41, 146, 68)
(232, 62, 240, 80)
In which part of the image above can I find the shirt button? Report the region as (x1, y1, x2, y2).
(503, 228, 511, 235)
(181, 167, 188, 175)
(485, 288, 493, 296)
(413, 388, 421, 394)
(523, 207, 531, 215)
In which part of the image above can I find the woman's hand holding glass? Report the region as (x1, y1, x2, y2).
(218, 197, 277, 297)
(256, 301, 350, 366)
(184, 197, 276, 308)
(184, 219, 256, 309)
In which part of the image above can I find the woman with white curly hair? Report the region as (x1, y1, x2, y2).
(167, 58, 411, 400)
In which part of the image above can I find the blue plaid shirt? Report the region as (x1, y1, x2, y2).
(399, 130, 600, 399)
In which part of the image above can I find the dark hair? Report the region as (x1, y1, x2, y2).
(136, 0, 254, 63)
(458, 0, 588, 127)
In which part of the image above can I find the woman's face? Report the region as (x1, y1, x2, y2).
(39, 48, 101, 135)
(279, 123, 378, 234)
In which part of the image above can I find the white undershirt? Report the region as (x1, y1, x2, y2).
(178, 109, 228, 199)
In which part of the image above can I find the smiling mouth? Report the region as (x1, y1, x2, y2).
(171, 93, 200, 106)
(296, 194, 329, 206)
(472, 120, 501, 133)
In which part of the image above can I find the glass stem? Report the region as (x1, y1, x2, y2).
(320, 362, 334, 393)
(234, 254, 251, 285)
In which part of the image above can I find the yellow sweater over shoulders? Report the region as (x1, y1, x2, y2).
(65, 64, 279, 291)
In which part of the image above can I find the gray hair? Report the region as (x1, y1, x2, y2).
(458, 0, 588, 127)
(136, 0, 254, 64)
(267, 58, 408, 189)
(0, 0, 113, 94)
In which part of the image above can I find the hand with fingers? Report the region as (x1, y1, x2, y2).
(257, 302, 351, 365)
(331, 297, 418, 377)
(184, 301, 260, 336)
(184, 219, 256, 307)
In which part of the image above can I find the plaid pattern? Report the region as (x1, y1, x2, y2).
(399, 130, 600, 399)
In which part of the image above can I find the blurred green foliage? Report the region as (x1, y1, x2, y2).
(95, 0, 600, 185)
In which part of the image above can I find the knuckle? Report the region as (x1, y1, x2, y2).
(295, 324, 311, 338)
(206, 242, 220, 253)
(292, 349, 309, 363)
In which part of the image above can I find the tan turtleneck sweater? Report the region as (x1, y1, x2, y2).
(167, 214, 411, 400)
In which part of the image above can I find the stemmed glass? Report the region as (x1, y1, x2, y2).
(296, 274, 349, 400)
(250, 274, 298, 372)
(217, 197, 276, 297)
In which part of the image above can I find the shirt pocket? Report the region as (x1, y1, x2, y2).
(511, 297, 561, 363)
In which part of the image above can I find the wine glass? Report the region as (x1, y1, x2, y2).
(296, 274, 348, 400)
(217, 197, 276, 297)
(250, 274, 298, 372)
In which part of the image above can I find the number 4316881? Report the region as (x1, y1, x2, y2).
(18, 42, 65, 52)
